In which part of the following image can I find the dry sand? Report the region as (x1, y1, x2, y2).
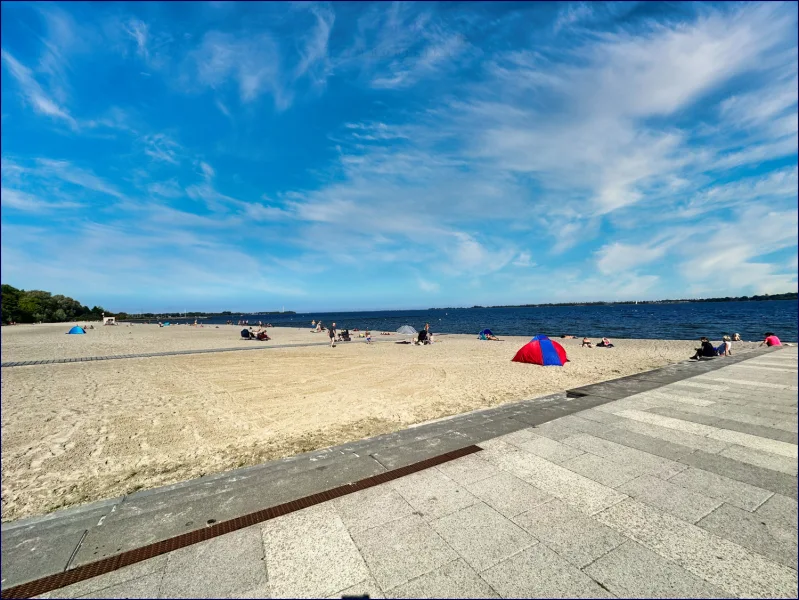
(1, 323, 760, 521)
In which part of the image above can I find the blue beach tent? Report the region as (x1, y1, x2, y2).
(67, 326, 85, 335)
(478, 328, 493, 340)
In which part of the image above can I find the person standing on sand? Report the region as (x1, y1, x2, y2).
(330, 322, 337, 347)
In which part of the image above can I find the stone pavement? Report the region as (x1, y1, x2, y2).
(2, 347, 796, 598)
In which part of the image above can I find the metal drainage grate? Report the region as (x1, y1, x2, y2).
(1, 445, 483, 599)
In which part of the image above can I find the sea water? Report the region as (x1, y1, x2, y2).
(169, 300, 797, 342)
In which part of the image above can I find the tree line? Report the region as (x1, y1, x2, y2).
(431, 292, 798, 310)
(1, 285, 111, 324)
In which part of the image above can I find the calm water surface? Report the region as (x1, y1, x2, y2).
(168, 300, 797, 342)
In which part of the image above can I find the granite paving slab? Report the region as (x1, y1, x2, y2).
(679, 449, 798, 500)
(583, 540, 728, 598)
(429, 502, 535, 572)
(480, 544, 614, 598)
(385, 559, 498, 599)
(263, 504, 370, 598)
(351, 514, 458, 592)
(596, 498, 798, 598)
(462, 472, 552, 518)
(511, 498, 626, 568)
(697, 503, 798, 570)
(617, 474, 723, 523)
(159, 526, 268, 598)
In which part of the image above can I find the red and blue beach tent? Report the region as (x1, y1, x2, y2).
(512, 334, 568, 366)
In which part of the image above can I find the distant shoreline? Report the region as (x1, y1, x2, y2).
(430, 293, 798, 310)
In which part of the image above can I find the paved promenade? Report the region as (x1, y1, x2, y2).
(2, 347, 796, 598)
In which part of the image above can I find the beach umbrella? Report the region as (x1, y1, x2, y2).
(396, 325, 417, 335)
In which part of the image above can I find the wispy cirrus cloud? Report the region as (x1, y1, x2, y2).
(1, 49, 77, 129)
(141, 133, 182, 165)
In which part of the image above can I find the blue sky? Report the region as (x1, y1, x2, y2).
(1, 1, 797, 313)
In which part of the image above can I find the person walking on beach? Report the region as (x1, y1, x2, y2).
(330, 322, 337, 347)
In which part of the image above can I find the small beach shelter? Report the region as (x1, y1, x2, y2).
(512, 334, 567, 366)
(67, 326, 85, 335)
(396, 325, 417, 335)
(478, 328, 493, 339)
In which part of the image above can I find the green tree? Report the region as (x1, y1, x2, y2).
(1, 284, 21, 323)
(18, 295, 42, 321)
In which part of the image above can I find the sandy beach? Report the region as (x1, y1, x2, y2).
(1, 323, 761, 521)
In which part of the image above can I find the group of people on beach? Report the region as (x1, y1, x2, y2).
(690, 332, 781, 360)
(310, 320, 433, 348)
(578, 337, 614, 348)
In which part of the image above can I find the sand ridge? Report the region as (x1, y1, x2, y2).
(1, 324, 759, 521)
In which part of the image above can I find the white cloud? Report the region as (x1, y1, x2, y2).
(142, 133, 181, 165)
(0, 49, 77, 129)
(552, 2, 594, 34)
(123, 18, 149, 60)
(190, 31, 287, 107)
(595, 242, 670, 275)
(199, 161, 215, 181)
(512, 252, 535, 267)
(294, 5, 334, 83)
(678, 207, 798, 294)
(147, 179, 184, 198)
(418, 278, 440, 293)
(1, 188, 83, 212)
(336, 3, 470, 90)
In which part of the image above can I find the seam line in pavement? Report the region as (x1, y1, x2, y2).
(0, 445, 482, 600)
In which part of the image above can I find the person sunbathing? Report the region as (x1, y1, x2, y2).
(256, 330, 270, 341)
(581, 338, 592, 348)
(760, 332, 782, 347)
(596, 337, 614, 348)
(691, 337, 717, 359)
(485, 333, 501, 341)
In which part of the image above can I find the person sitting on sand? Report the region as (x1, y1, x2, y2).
(581, 337, 592, 348)
(691, 337, 717, 360)
(241, 328, 255, 340)
(760, 332, 782, 347)
(256, 330, 270, 341)
(314, 322, 323, 333)
(717, 335, 732, 356)
(732, 333, 741, 342)
(596, 337, 614, 348)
